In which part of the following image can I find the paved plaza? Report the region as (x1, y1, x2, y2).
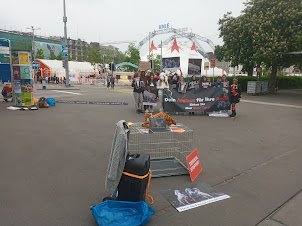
(1, 84, 302, 226)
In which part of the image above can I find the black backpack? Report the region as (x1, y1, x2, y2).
(2, 87, 7, 96)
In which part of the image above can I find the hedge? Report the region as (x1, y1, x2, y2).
(233, 76, 302, 91)
(185, 76, 302, 91)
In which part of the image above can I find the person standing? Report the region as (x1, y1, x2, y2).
(199, 76, 209, 88)
(110, 76, 115, 89)
(132, 72, 144, 114)
(229, 78, 241, 117)
(154, 72, 160, 82)
(106, 75, 111, 89)
(188, 75, 199, 89)
(213, 76, 223, 88)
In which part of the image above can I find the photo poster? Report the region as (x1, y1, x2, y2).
(12, 51, 33, 106)
(34, 41, 62, 59)
(161, 182, 230, 212)
(162, 57, 180, 69)
(143, 85, 158, 106)
(188, 59, 202, 77)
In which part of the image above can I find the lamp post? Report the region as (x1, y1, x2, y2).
(26, 26, 40, 83)
(63, 0, 70, 86)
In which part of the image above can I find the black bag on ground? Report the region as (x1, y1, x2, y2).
(117, 153, 150, 202)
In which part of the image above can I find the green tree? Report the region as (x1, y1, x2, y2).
(56, 52, 62, 60)
(50, 53, 57, 60)
(215, 12, 256, 76)
(124, 43, 140, 71)
(148, 54, 161, 73)
(216, 0, 302, 93)
(87, 48, 102, 67)
(35, 48, 45, 59)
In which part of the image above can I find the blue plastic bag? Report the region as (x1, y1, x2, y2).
(91, 201, 155, 226)
(46, 98, 55, 106)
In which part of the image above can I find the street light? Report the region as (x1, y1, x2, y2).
(26, 26, 40, 83)
(63, 0, 70, 86)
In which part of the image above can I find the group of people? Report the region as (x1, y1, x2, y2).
(132, 70, 241, 117)
(132, 70, 159, 114)
(106, 75, 115, 89)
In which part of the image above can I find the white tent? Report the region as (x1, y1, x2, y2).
(141, 43, 225, 77)
(37, 59, 96, 82)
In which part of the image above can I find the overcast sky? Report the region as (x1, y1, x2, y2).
(1, 0, 246, 54)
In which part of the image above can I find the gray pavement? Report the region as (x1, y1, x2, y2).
(0, 86, 302, 226)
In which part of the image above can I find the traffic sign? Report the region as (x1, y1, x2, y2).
(62, 44, 68, 58)
(204, 62, 209, 70)
(256, 67, 262, 73)
(32, 62, 39, 70)
(0, 40, 9, 54)
(210, 59, 215, 68)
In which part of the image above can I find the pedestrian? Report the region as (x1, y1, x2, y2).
(154, 72, 160, 82)
(199, 76, 209, 88)
(140, 70, 146, 81)
(206, 78, 212, 87)
(213, 76, 223, 88)
(188, 75, 199, 89)
(144, 72, 157, 113)
(229, 77, 241, 117)
(110, 76, 115, 89)
(132, 72, 144, 114)
(107, 75, 111, 89)
(177, 76, 187, 94)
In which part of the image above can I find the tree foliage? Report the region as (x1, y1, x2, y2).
(50, 53, 57, 60)
(124, 43, 140, 71)
(215, 0, 302, 93)
(148, 54, 161, 73)
(56, 52, 62, 60)
(35, 48, 45, 59)
(87, 45, 125, 68)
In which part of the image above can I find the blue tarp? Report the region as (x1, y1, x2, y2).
(91, 201, 155, 226)
(46, 98, 56, 106)
(0, 64, 11, 82)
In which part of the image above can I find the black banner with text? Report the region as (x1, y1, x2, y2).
(163, 88, 230, 112)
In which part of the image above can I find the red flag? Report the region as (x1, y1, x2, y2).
(171, 38, 180, 53)
(191, 42, 197, 52)
(150, 40, 158, 52)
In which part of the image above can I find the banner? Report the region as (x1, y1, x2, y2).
(162, 57, 180, 69)
(188, 59, 202, 76)
(163, 87, 230, 112)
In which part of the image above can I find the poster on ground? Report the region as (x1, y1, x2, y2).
(161, 182, 230, 212)
(188, 59, 202, 76)
(162, 57, 180, 69)
(163, 87, 230, 112)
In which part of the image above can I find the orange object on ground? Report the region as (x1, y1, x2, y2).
(186, 149, 202, 182)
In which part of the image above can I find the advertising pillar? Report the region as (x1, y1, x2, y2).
(11, 51, 34, 106)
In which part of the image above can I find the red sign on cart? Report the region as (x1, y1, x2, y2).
(186, 149, 202, 182)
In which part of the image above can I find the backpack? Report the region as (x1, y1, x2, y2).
(2, 87, 7, 96)
(38, 97, 49, 108)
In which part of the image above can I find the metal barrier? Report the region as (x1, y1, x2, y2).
(247, 81, 268, 95)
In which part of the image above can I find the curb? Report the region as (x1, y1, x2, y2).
(36, 88, 80, 90)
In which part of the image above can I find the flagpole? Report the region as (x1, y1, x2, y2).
(160, 40, 163, 72)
